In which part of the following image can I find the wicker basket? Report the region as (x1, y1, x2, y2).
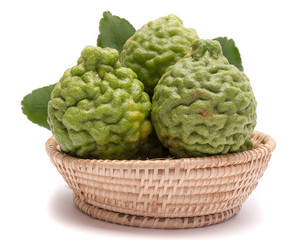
(46, 131, 275, 229)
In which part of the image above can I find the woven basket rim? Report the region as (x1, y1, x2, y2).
(46, 131, 275, 168)
(46, 131, 276, 168)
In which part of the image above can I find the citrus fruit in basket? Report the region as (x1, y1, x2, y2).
(134, 130, 171, 159)
(48, 46, 152, 160)
(121, 14, 198, 96)
(151, 39, 257, 158)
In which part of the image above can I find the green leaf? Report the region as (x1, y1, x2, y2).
(21, 84, 55, 130)
(214, 37, 244, 71)
(97, 11, 136, 54)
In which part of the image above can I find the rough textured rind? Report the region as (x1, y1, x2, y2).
(151, 39, 257, 158)
(48, 46, 152, 160)
(121, 14, 198, 96)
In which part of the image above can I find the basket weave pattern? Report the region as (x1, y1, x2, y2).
(46, 131, 275, 228)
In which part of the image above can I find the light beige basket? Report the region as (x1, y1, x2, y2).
(46, 131, 275, 229)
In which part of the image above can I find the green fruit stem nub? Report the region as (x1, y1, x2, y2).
(191, 39, 224, 61)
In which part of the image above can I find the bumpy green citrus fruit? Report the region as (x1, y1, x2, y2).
(152, 39, 257, 158)
(121, 14, 198, 96)
(133, 130, 171, 160)
(48, 46, 152, 160)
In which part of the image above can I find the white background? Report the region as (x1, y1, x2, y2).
(1, 0, 306, 239)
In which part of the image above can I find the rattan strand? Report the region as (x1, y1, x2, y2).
(74, 195, 241, 229)
(46, 131, 275, 228)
